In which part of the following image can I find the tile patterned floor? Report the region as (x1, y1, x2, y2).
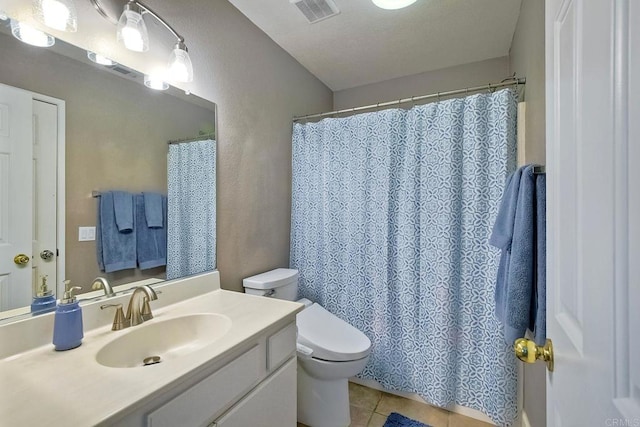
(297, 382, 495, 427)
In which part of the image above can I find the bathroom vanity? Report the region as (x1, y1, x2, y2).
(0, 272, 302, 426)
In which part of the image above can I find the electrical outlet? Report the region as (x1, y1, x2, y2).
(78, 226, 96, 241)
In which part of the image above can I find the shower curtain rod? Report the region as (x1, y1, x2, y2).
(167, 132, 216, 144)
(292, 77, 526, 122)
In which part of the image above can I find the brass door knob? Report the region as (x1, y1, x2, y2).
(13, 254, 30, 265)
(514, 338, 554, 372)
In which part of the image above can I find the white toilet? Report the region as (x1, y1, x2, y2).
(243, 268, 371, 427)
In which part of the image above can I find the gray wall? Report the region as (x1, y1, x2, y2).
(144, 0, 333, 292)
(333, 56, 510, 110)
(509, 0, 547, 426)
(510, 0, 546, 165)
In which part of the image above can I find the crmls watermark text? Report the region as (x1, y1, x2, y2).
(605, 419, 640, 427)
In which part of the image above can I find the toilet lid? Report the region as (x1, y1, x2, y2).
(296, 303, 371, 362)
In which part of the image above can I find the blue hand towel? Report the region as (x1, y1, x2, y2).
(136, 194, 167, 270)
(534, 174, 546, 345)
(112, 191, 134, 232)
(143, 192, 163, 228)
(489, 168, 524, 323)
(96, 191, 137, 273)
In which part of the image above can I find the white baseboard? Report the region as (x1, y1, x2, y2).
(522, 411, 532, 427)
(349, 378, 495, 425)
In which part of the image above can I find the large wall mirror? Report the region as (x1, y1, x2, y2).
(0, 18, 217, 322)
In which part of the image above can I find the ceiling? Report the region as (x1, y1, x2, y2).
(227, 0, 522, 91)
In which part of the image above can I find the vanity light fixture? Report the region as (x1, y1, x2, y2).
(33, 0, 77, 32)
(116, 1, 148, 52)
(10, 19, 55, 47)
(87, 51, 117, 66)
(168, 41, 193, 83)
(372, 0, 417, 9)
(91, 0, 195, 83)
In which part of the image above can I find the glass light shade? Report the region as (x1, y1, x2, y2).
(10, 20, 55, 47)
(33, 0, 77, 32)
(144, 75, 169, 91)
(168, 45, 193, 83)
(117, 8, 149, 52)
(372, 0, 417, 9)
(87, 51, 116, 66)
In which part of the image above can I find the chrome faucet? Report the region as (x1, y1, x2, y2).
(91, 277, 115, 297)
(125, 285, 158, 327)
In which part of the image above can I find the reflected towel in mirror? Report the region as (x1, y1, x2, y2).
(96, 191, 137, 273)
(136, 194, 167, 270)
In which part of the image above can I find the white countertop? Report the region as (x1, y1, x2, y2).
(0, 279, 302, 426)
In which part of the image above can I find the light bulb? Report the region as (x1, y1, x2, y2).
(371, 0, 417, 10)
(117, 4, 148, 52)
(10, 20, 55, 47)
(144, 74, 169, 91)
(87, 51, 116, 66)
(33, 0, 77, 32)
(168, 42, 193, 83)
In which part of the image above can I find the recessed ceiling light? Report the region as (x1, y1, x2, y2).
(372, 0, 417, 10)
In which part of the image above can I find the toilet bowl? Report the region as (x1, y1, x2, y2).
(295, 301, 371, 426)
(243, 269, 372, 427)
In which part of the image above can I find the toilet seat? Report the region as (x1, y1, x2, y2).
(296, 303, 371, 362)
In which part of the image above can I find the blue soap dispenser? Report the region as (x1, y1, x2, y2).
(53, 280, 84, 351)
(31, 275, 56, 314)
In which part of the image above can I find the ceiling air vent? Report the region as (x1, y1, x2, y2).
(290, 0, 340, 24)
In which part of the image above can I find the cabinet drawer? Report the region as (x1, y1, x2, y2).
(148, 345, 261, 427)
(212, 357, 297, 427)
(267, 322, 296, 371)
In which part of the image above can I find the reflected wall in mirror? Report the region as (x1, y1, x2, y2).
(0, 28, 216, 320)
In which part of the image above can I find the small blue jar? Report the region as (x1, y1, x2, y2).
(53, 281, 84, 351)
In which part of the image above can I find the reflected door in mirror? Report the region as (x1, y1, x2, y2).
(0, 84, 33, 311)
(0, 83, 60, 311)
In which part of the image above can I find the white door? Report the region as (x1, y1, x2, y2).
(546, 0, 640, 424)
(0, 84, 33, 311)
(32, 100, 58, 296)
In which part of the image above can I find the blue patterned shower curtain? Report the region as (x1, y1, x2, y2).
(290, 89, 518, 426)
(167, 139, 216, 279)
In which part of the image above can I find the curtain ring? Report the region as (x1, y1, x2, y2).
(437, 92, 441, 103)
(411, 96, 416, 110)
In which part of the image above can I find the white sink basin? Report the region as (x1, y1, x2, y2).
(96, 313, 232, 368)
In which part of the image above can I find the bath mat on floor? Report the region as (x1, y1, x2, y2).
(383, 412, 432, 427)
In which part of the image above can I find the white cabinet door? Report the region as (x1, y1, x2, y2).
(0, 84, 33, 311)
(546, 0, 640, 423)
(214, 357, 296, 427)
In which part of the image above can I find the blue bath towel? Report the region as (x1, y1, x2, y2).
(112, 191, 134, 232)
(96, 191, 137, 273)
(490, 165, 536, 345)
(143, 192, 163, 228)
(489, 167, 524, 323)
(136, 194, 167, 270)
(534, 174, 547, 345)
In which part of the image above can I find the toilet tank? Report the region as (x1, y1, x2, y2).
(243, 268, 298, 301)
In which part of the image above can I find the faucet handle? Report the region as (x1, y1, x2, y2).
(140, 297, 154, 321)
(101, 303, 130, 331)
